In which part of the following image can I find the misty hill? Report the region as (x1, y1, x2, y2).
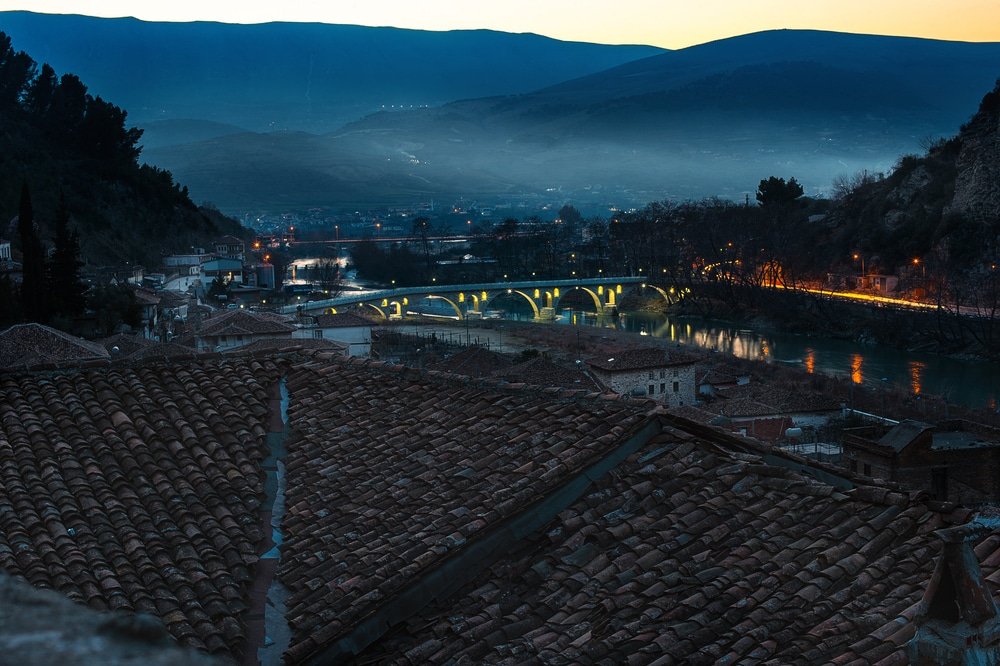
(0, 11, 662, 134)
(824, 79, 1000, 276)
(0, 31, 244, 266)
(140, 29, 1000, 211)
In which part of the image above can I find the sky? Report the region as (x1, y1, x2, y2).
(1, 0, 998, 48)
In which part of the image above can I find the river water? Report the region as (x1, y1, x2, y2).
(556, 310, 1000, 411)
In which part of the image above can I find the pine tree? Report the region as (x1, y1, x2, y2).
(16, 182, 48, 323)
(48, 195, 86, 319)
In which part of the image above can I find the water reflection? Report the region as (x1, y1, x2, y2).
(553, 310, 999, 410)
(909, 360, 925, 396)
(850, 354, 864, 385)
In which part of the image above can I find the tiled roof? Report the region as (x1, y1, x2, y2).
(221, 338, 348, 356)
(494, 356, 603, 391)
(355, 420, 992, 665)
(278, 355, 655, 662)
(133, 288, 161, 306)
(125, 342, 206, 363)
(100, 333, 156, 358)
(0, 358, 283, 657)
(313, 313, 373, 328)
(587, 347, 697, 372)
(879, 420, 935, 453)
(196, 310, 296, 338)
(711, 383, 842, 418)
(0, 323, 110, 371)
(426, 346, 513, 378)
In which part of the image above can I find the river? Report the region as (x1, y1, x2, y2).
(555, 310, 1000, 411)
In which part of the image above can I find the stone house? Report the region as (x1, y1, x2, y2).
(586, 347, 697, 407)
(841, 418, 1000, 502)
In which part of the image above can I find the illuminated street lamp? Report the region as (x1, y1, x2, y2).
(913, 257, 925, 277)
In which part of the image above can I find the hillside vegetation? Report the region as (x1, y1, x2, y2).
(0, 31, 244, 266)
(827, 79, 1000, 283)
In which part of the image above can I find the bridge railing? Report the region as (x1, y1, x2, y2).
(279, 276, 648, 314)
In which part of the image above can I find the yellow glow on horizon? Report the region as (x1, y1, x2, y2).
(1, 1, 998, 48)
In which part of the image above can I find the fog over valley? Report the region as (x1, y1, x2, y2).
(4, 12, 1000, 212)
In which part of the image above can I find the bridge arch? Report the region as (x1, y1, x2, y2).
(637, 283, 677, 305)
(361, 302, 387, 319)
(425, 295, 463, 319)
(490, 289, 540, 319)
(554, 286, 604, 314)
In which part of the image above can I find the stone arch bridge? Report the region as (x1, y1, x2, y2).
(279, 277, 682, 320)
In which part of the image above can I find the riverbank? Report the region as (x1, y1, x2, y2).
(651, 283, 1000, 361)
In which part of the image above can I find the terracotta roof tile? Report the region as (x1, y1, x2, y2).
(277, 355, 654, 661)
(586, 347, 698, 372)
(0, 358, 282, 657)
(350, 415, 997, 665)
(0, 324, 110, 371)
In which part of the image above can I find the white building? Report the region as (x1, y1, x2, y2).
(194, 310, 295, 352)
(293, 312, 372, 357)
(586, 347, 698, 408)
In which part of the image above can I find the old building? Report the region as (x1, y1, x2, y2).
(586, 346, 697, 407)
(292, 312, 372, 356)
(193, 309, 295, 351)
(842, 418, 1000, 502)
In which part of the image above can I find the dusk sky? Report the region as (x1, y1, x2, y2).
(1, 0, 998, 48)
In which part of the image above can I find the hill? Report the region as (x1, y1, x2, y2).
(0, 31, 245, 266)
(824, 78, 1000, 280)
(0, 11, 663, 134)
(139, 29, 1000, 211)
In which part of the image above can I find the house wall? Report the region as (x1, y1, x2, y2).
(292, 326, 371, 357)
(196, 332, 292, 352)
(896, 445, 1000, 504)
(842, 435, 1000, 503)
(591, 364, 696, 407)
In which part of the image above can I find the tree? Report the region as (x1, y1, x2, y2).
(756, 176, 804, 207)
(24, 62, 56, 115)
(0, 32, 35, 107)
(411, 216, 433, 272)
(558, 204, 583, 226)
(47, 195, 87, 319)
(16, 182, 48, 323)
(89, 284, 141, 336)
(207, 275, 230, 302)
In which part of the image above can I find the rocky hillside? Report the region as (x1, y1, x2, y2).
(826, 79, 1000, 275)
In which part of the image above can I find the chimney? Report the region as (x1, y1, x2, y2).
(909, 523, 1000, 665)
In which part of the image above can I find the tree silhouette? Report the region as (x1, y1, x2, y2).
(756, 176, 804, 207)
(16, 182, 48, 322)
(48, 195, 87, 319)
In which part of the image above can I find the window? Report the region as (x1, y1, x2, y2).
(660, 370, 665, 379)
(648, 371, 654, 380)
(313, 329, 323, 339)
(648, 384, 655, 395)
(672, 369, 679, 377)
(660, 383, 665, 394)
(863, 463, 872, 476)
(850, 459, 858, 472)
(673, 381, 679, 393)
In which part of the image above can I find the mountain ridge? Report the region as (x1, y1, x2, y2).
(0, 11, 663, 133)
